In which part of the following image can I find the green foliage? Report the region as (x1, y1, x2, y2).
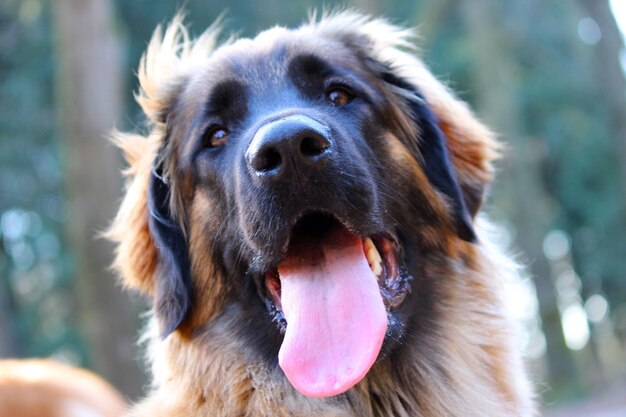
(0, 0, 85, 362)
(0, 0, 624, 407)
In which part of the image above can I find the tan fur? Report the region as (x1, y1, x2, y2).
(109, 11, 536, 417)
(185, 192, 227, 329)
(106, 131, 161, 294)
(0, 359, 127, 417)
(385, 132, 459, 253)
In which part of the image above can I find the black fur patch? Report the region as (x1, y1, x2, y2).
(148, 165, 193, 336)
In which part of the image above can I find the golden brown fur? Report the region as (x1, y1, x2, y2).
(108, 12, 536, 417)
(0, 359, 127, 417)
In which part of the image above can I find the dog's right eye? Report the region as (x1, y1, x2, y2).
(205, 126, 229, 148)
(325, 86, 354, 107)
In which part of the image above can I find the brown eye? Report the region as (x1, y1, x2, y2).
(325, 87, 354, 106)
(207, 127, 229, 148)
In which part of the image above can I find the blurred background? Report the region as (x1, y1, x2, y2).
(0, 0, 625, 415)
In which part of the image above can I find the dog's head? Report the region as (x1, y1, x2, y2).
(109, 13, 498, 398)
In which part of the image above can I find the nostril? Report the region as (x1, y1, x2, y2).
(254, 147, 282, 172)
(300, 136, 330, 158)
(248, 116, 332, 177)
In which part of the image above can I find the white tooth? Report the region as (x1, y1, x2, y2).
(363, 238, 374, 261)
(364, 237, 383, 276)
(371, 260, 383, 277)
(369, 247, 382, 265)
(364, 238, 381, 264)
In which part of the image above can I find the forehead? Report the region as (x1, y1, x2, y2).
(184, 27, 365, 96)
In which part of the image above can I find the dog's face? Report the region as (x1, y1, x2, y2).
(111, 14, 497, 400)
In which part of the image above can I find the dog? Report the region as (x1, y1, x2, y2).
(0, 359, 127, 417)
(108, 12, 536, 416)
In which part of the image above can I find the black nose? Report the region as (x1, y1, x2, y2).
(246, 115, 332, 178)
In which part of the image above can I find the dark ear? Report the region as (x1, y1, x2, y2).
(148, 164, 193, 336)
(384, 73, 476, 242)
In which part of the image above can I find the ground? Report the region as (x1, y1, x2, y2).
(544, 380, 626, 417)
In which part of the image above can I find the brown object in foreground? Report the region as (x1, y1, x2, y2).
(0, 359, 127, 417)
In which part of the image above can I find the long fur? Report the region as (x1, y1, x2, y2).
(108, 11, 536, 417)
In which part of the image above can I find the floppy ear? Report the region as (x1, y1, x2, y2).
(379, 72, 476, 242)
(106, 132, 192, 337)
(147, 163, 193, 336)
(407, 75, 499, 221)
(408, 91, 477, 242)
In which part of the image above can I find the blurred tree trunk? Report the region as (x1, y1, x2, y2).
(460, 0, 577, 384)
(579, 0, 626, 205)
(52, 0, 142, 398)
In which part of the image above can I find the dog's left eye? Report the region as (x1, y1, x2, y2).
(325, 86, 354, 107)
(205, 126, 229, 148)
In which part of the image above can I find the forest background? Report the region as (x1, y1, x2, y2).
(1, 0, 625, 414)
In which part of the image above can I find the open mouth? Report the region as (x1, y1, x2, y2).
(264, 214, 412, 326)
(259, 212, 412, 398)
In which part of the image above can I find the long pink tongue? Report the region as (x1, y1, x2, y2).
(277, 228, 388, 398)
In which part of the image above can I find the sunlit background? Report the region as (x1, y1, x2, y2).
(1, 1, 625, 415)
